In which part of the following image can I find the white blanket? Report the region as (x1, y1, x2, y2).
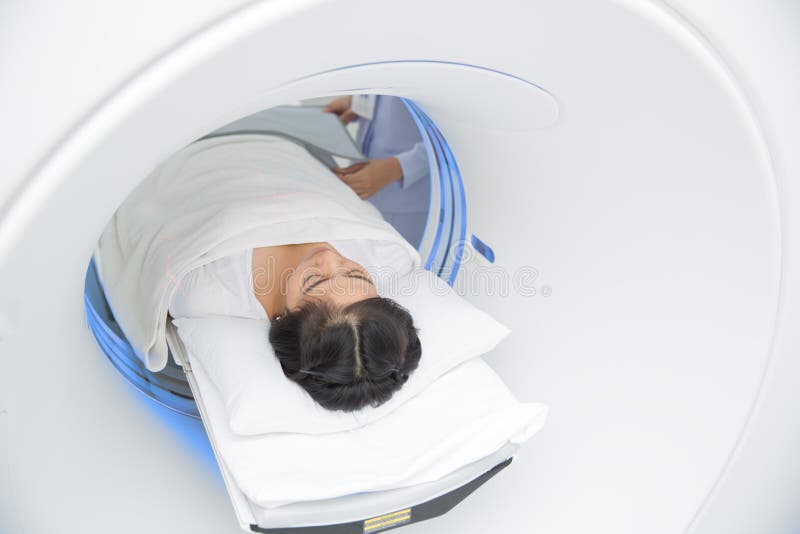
(98, 134, 420, 372)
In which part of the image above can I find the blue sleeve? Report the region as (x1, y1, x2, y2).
(395, 142, 428, 189)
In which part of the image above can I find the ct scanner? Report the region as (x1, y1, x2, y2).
(1, 1, 799, 533)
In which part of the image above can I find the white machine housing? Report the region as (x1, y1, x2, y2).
(1, 1, 799, 533)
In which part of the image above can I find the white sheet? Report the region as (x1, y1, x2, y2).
(186, 343, 548, 509)
(97, 134, 420, 372)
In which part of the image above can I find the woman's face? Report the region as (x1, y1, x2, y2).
(285, 245, 377, 311)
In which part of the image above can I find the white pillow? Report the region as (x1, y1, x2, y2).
(172, 268, 511, 435)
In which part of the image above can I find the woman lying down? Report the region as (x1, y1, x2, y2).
(99, 132, 547, 510)
(99, 132, 424, 411)
(169, 240, 422, 412)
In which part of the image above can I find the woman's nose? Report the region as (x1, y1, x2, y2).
(312, 248, 340, 269)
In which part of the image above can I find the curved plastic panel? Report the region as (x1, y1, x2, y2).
(0, 2, 790, 534)
(84, 259, 198, 417)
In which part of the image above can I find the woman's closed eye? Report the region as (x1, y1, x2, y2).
(302, 273, 322, 291)
(303, 269, 373, 294)
(344, 268, 374, 286)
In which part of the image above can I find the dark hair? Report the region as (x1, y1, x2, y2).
(268, 297, 422, 412)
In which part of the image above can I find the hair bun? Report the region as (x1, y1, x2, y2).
(390, 367, 409, 384)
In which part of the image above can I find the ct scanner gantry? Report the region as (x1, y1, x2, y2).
(1, 1, 799, 533)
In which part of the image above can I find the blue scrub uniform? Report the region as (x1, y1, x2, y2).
(354, 96, 431, 247)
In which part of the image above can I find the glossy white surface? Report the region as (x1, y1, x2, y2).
(0, 1, 796, 533)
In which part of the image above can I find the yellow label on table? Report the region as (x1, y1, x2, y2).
(363, 508, 412, 533)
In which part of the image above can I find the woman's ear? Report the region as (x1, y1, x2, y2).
(280, 301, 300, 316)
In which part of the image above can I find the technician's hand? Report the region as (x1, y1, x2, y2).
(334, 158, 403, 199)
(323, 96, 358, 125)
